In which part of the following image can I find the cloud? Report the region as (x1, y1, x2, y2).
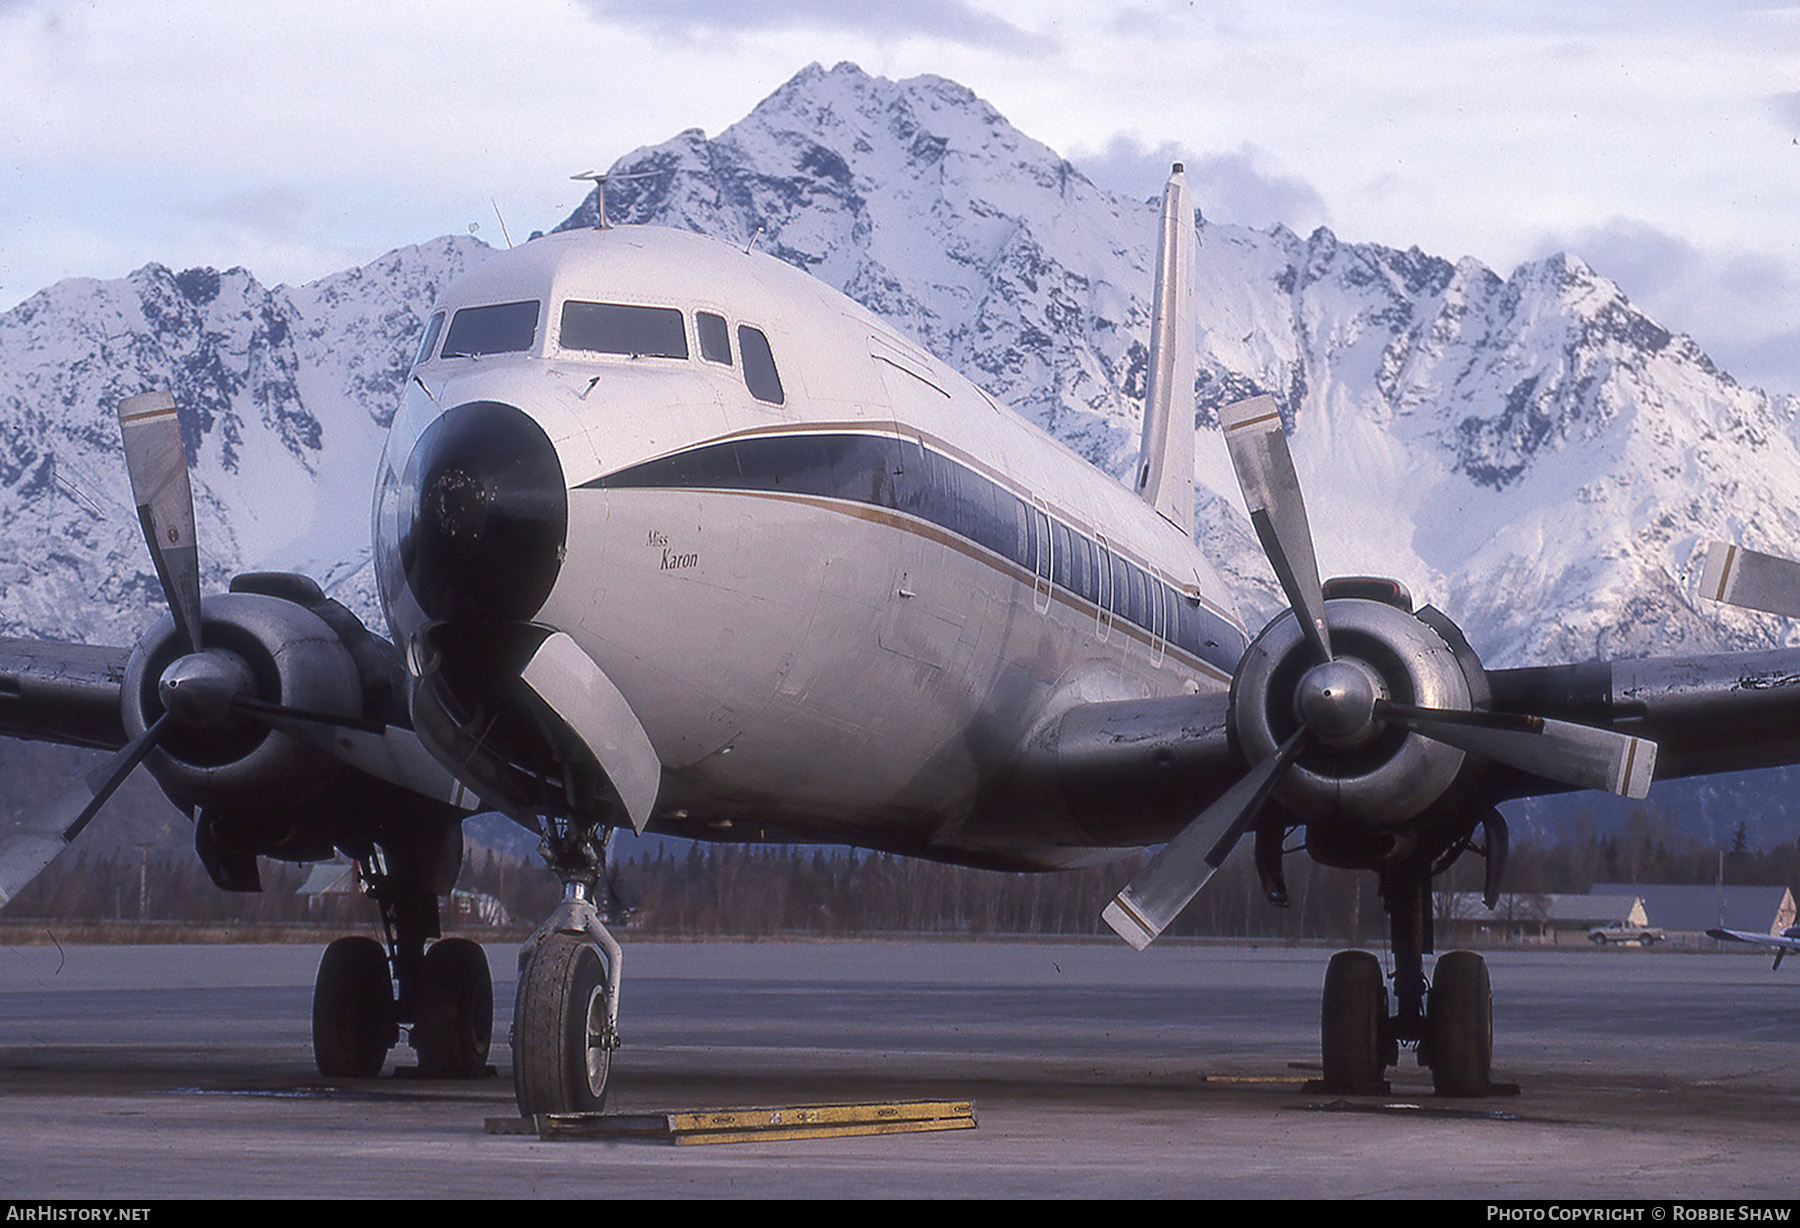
(192, 183, 315, 238)
(576, 0, 1055, 56)
(1075, 135, 1330, 233)
(1557, 218, 1702, 303)
(1543, 216, 1800, 394)
(1073, 135, 1188, 203)
(1189, 146, 1331, 234)
(1769, 91, 1800, 136)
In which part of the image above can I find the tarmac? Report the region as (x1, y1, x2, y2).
(0, 938, 1795, 1199)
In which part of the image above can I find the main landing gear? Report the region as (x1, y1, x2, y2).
(310, 836, 495, 1081)
(1318, 945, 1492, 1097)
(1316, 820, 1500, 1098)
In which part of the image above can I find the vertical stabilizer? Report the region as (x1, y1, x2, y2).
(1134, 165, 1197, 536)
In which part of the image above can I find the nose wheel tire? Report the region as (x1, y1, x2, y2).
(512, 933, 612, 1116)
(412, 937, 494, 1078)
(1321, 949, 1390, 1094)
(1427, 950, 1492, 1097)
(313, 936, 397, 1079)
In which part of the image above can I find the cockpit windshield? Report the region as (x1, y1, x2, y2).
(414, 311, 445, 366)
(441, 301, 540, 357)
(561, 302, 689, 359)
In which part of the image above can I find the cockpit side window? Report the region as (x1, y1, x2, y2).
(561, 302, 689, 358)
(738, 325, 785, 405)
(414, 311, 445, 366)
(696, 311, 733, 366)
(442, 301, 540, 357)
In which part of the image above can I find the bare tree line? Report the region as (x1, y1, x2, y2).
(5, 805, 1795, 940)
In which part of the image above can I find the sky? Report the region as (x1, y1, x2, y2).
(3, 0, 1799, 390)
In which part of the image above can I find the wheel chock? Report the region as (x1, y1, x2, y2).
(486, 1098, 977, 1144)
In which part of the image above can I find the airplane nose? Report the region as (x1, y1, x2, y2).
(398, 400, 567, 624)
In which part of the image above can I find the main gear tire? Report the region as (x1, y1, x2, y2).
(313, 935, 397, 1079)
(1321, 949, 1389, 1095)
(412, 937, 494, 1079)
(1427, 950, 1492, 1097)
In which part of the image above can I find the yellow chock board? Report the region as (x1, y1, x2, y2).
(487, 1098, 977, 1144)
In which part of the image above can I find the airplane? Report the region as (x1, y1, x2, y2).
(6, 164, 1800, 1115)
(1706, 926, 1800, 970)
(1693, 543, 1800, 970)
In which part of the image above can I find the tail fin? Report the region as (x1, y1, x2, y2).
(1134, 164, 1197, 536)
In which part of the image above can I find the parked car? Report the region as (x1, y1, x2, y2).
(1588, 922, 1665, 946)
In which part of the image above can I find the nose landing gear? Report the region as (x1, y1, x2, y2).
(510, 823, 623, 1117)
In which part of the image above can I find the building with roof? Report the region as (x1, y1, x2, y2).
(1439, 891, 1647, 946)
(1438, 883, 1796, 947)
(1589, 883, 1795, 939)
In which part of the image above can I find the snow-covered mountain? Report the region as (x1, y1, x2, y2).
(4, 61, 1798, 841)
(0, 236, 488, 641)
(582, 62, 1800, 668)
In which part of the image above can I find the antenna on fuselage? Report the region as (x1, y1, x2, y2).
(570, 169, 664, 230)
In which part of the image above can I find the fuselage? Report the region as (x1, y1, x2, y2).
(373, 225, 1248, 867)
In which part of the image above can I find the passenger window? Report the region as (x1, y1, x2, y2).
(738, 325, 785, 405)
(1052, 523, 1073, 589)
(414, 311, 445, 366)
(696, 312, 733, 365)
(442, 301, 539, 357)
(561, 302, 688, 358)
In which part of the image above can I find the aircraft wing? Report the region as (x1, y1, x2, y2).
(1485, 650, 1800, 792)
(0, 638, 131, 752)
(1705, 927, 1800, 953)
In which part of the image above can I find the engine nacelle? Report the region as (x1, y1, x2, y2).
(1232, 597, 1478, 828)
(121, 591, 364, 812)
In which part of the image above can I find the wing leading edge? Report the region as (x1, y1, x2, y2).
(1487, 650, 1800, 789)
(0, 638, 131, 752)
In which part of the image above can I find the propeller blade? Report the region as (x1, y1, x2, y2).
(230, 696, 480, 810)
(1375, 701, 1656, 800)
(0, 714, 168, 909)
(117, 391, 203, 654)
(1699, 541, 1800, 619)
(1219, 395, 1331, 664)
(1103, 730, 1306, 951)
